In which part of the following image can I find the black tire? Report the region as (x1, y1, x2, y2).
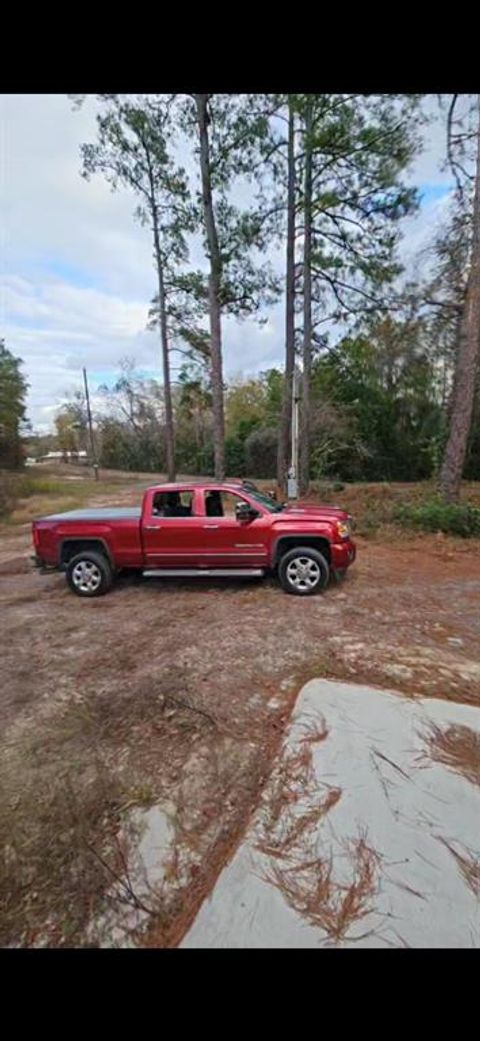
(66, 550, 113, 597)
(278, 546, 329, 596)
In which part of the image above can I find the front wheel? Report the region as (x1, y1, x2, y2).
(278, 546, 329, 596)
(66, 550, 113, 597)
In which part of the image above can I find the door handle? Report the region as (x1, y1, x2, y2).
(203, 524, 219, 529)
(144, 524, 161, 530)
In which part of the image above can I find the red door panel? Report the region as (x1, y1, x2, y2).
(199, 490, 270, 566)
(142, 488, 206, 567)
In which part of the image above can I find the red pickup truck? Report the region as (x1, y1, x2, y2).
(32, 481, 356, 598)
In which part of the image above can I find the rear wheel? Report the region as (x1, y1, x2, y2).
(278, 546, 329, 596)
(66, 550, 113, 597)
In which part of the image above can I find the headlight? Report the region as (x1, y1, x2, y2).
(337, 520, 351, 539)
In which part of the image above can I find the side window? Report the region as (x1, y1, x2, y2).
(152, 491, 195, 517)
(204, 490, 248, 518)
(221, 492, 247, 517)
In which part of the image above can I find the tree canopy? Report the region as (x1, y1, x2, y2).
(0, 340, 28, 469)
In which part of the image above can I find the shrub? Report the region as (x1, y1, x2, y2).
(0, 471, 16, 518)
(394, 499, 480, 538)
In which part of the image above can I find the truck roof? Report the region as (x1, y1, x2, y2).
(145, 481, 256, 492)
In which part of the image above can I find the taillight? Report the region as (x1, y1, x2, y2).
(32, 524, 40, 549)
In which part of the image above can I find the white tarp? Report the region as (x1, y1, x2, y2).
(182, 680, 480, 948)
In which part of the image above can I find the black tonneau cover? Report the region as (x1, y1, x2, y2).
(40, 508, 141, 521)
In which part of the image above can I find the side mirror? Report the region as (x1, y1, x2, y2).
(235, 502, 256, 522)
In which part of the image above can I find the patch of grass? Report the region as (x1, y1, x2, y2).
(0, 747, 124, 947)
(26, 668, 202, 758)
(10, 496, 88, 525)
(300, 481, 480, 539)
(0, 470, 94, 525)
(3, 472, 143, 527)
(0, 666, 208, 947)
(16, 475, 81, 497)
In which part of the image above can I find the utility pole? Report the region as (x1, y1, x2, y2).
(287, 365, 300, 499)
(82, 366, 99, 481)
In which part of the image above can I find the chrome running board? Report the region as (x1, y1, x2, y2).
(143, 568, 264, 578)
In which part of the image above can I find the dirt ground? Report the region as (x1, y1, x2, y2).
(1, 473, 480, 947)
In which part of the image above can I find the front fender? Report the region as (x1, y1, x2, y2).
(271, 526, 336, 566)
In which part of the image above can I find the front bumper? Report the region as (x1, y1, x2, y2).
(331, 539, 356, 571)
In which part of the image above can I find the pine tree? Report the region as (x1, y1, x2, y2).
(180, 94, 280, 479)
(440, 94, 480, 501)
(295, 94, 422, 493)
(75, 94, 194, 481)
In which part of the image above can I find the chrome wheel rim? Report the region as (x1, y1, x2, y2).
(286, 556, 320, 591)
(72, 560, 102, 593)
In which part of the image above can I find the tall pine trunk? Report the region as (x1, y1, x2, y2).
(152, 217, 175, 482)
(144, 139, 176, 483)
(277, 97, 296, 495)
(195, 94, 225, 480)
(441, 96, 480, 502)
(299, 99, 313, 496)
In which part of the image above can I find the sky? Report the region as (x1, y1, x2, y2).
(0, 94, 454, 434)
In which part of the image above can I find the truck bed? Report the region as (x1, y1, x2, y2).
(33, 507, 144, 571)
(41, 508, 142, 521)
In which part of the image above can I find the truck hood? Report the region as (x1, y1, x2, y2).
(282, 503, 350, 521)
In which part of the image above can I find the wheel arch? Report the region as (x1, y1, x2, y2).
(272, 534, 331, 569)
(59, 537, 114, 569)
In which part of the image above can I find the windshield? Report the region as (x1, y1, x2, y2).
(247, 489, 285, 514)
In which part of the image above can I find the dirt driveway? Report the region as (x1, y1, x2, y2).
(1, 497, 480, 947)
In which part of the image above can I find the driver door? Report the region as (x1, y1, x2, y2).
(199, 489, 270, 567)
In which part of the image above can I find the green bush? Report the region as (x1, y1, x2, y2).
(394, 499, 480, 538)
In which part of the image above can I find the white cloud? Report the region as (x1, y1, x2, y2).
(1, 94, 154, 300)
(404, 95, 451, 187)
(0, 93, 453, 432)
(399, 189, 454, 271)
(3, 276, 147, 338)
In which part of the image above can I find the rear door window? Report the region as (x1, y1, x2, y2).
(152, 491, 195, 517)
